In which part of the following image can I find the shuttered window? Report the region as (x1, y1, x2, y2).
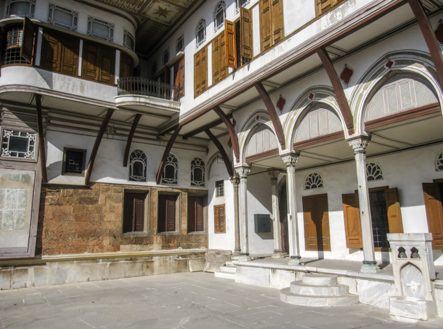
(214, 204, 226, 233)
(123, 193, 146, 233)
(194, 46, 208, 97)
(259, 0, 283, 53)
(423, 183, 443, 249)
(212, 32, 227, 84)
(41, 28, 79, 77)
(188, 196, 204, 232)
(81, 40, 115, 85)
(342, 187, 403, 249)
(239, 7, 252, 64)
(173, 56, 185, 100)
(158, 194, 177, 233)
(303, 194, 331, 251)
(315, 0, 346, 17)
(225, 20, 236, 69)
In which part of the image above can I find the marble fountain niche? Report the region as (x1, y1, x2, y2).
(387, 233, 437, 322)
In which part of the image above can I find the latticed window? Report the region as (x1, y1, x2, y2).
(366, 163, 383, 181)
(215, 180, 224, 197)
(196, 19, 206, 47)
(214, 1, 226, 31)
(63, 148, 86, 175)
(162, 154, 178, 184)
(191, 158, 205, 186)
(129, 150, 147, 182)
(48, 4, 78, 30)
(1, 130, 36, 159)
(87, 16, 114, 42)
(2, 27, 28, 65)
(6, 0, 35, 18)
(437, 153, 443, 171)
(304, 173, 323, 190)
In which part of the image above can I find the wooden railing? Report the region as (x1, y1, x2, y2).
(117, 77, 179, 101)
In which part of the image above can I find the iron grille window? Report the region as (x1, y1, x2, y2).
(196, 19, 206, 47)
(129, 150, 147, 182)
(437, 153, 443, 171)
(369, 190, 389, 248)
(161, 154, 178, 184)
(2, 27, 28, 65)
(176, 35, 184, 53)
(191, 158, 205, 186)
(214, 1, 226, 31)
(215, 180, 224, 197)
(366, 163, 383, 181)
(304, 173, 323, 190)
(63, 148, 86, 175)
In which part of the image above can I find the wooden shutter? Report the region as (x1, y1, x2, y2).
(214, 204, 225, 233)
(82, 41, 100, 81)
(41, 30, 78, 76)
(158, 194, 166, 232)
(120, 52, 133, 78)
(212, 35, 221, 83)
(60, 35, 79, 76)
(194, 46, 207, 97)
(134, 196, 144, 232)
(385, 188, 403, 234)
(188, 196, 196, 232)
(225, 20, 237, 69)
(21, 16, 35, 63)
(173, 56, 185, 100)
(123, 193, 134, 233)
(303, 194, 331, 251)
(40, 32, 61, 72)
(260, 0, 272, 52)
(271, 0, 284, 45)
(423, 183, 443, 249)
(123, 193, 144, 233)
(342, 192, 363, 248)
(196, 197, 204, 231)
(194, 50, 201, 96)
(166, 195, 176, 231)
(99, 45, 115, 84)
(219, 33, 227, 80)
(240, 7, 253, 61)
(316, 0, 342, 16)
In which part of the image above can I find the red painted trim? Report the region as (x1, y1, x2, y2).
(293, 131, 344, 150)
(245, 148, 279, 163)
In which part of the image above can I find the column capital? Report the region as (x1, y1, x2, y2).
(230, 175, 240, 187)
(235, 166, 251, 178)
(267, 170, 280, 182)
(347, 136, 370, 154)
(281, 153, 299, 166)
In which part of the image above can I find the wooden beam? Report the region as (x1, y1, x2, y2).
(254, 82, 286, 149)
(204, 129, 234, 178)
(317, 48, 354, 132)
(35, 94, 47, 183)
(183, 114, 232, 139)
(123, 114, 142, 167)
(156, 125, 182, 185)
(213, 106, 240, 162)
(408, 0, 443, 88)
(85, 109, 114, 185)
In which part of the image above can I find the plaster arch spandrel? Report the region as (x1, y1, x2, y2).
(350, 51, 443, 135)
(238, 111, 281, 166)
(283, 87, 351, 152)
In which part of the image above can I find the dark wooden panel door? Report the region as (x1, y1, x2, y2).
(82, 41, 99, 81)
(303, 194, 331, 251)
(188, 196, 204, 232)
(423, 183, 443, 249)
(123, 193, 145, 233)
(41, 32, 61, 72)
(166, 195, 176, 232)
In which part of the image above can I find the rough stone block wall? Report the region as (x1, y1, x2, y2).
(36, 183, 208, 256)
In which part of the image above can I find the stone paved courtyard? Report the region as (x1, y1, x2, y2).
(1, 272, 443, 329)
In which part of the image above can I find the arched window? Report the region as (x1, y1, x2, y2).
(191, 158, 205, 186)
(129, 150, 147, 182)
(437, 153, 443, 171)
(366, 163, 383, 181)
(196, 19, 206, 47)
(214, 1, 226, 31)
(305, 173, 323, 190)
(162, 154, 178, 184)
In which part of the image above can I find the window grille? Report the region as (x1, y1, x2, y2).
(196, 19, 206, 47)
(6, 0, 35, 18)
(214, 1, 226, 31)
(2, 27, 28, 65)
(1, 130, 36, 159)
(369, 190, 389, 248)
(304, 173, 323, 190)
(48, 4, 78, 30)
(63, 148, 86, 175)
(123, 30, 135, 51)
(129, 150, 147, 182)
(191, 158, 205, 186)
(176, 35, 184, 53)
(161, 154, 178, 184)
(87, 16, 114, 42)
(366, 163, 383, 181)
(215, 180, 224, 197)
(437, 153, 443, 171)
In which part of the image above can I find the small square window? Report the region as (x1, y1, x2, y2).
(48, 4, 78, 31)
(1, 129, 36, 159)
(215, 180, 224, 197)
(63, 148, 86, 175)
(87, 16, 114, 42)
(176, 35, 184, 54)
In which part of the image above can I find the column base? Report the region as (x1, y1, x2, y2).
(232, 249, 241, 257)
(272, 251, 285, 259)
(360, 262, 380, 274)
(288, 256, 302, 265)
(235, 254, 251, 262)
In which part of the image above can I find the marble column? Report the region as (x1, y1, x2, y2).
(230, 175, 241, 256)
(348, 136, 379, 273)
(268, 170, 284, 258)
(235, 166, 251, 261)
(281, 153, 301, 265)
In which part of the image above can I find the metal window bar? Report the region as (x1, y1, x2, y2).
(117, 77, 179, 101)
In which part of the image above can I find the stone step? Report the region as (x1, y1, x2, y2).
(302, 274, 337, 286)
(280, 288, 359, 307)
(220, 265, 236, 274)
(214, 271, 235, 280)
(290, 281, 349, 296)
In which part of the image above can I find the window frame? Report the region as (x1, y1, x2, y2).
(214, 1, 226, 32)
(62, 147, 86, 176)
(196, 19, 206, 48)
(1, 128, 37, 161)
(87, 16, 114, 42)
(122, 190, 149, 234)
(161, 154, 178, 185)
(157, 193, 180, 234)
(48, 3, 78, 31)
(191, 157, 205, 187)
(176, 35, 184, 54)
(215, 180, 224, 197)
(123, 30, 135, 51)
(129, 149, 147, 182)
(6, 0, 35, 18)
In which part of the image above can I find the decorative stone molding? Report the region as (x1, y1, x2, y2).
(229, 175, 240, 187)
(347, 136, 370, 154)
(235, 166, 251, 178)
(281, 153, 299, 166)
(268, 170, 279, 183)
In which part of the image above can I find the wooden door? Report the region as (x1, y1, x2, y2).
(302, 194, 331, 251)
(123, 193, 144, 233)
(188, 196, 204, 232)
(342, 192, 363, 248)
(214, 204, 225, 233)
(423, 183, 443, 249)
(158, 194, 177, 232)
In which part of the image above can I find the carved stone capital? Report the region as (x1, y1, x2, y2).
(268, 170, 280, 183)
(281, 153, 299, 166)
(230, 175, 240, 187)
(235, 166, 251, 178)
(347, 136, 370, 154)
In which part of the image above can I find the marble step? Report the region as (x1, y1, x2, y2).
(280, 287, 359, 307)
(214, 271, 235, 280)
(302, 274, 337, 286)
(220, 265, 236, 274)
(290, 281, 349, 296)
